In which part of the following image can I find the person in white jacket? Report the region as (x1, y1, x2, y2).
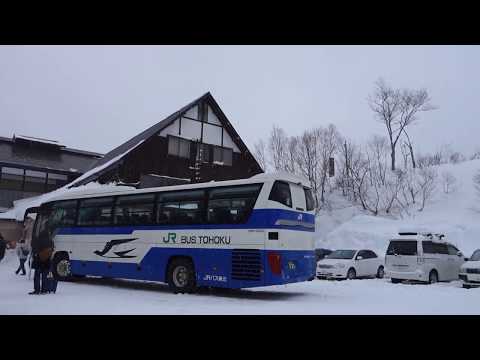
(16, 217, 33, 275)
(16, 241, 29, 275)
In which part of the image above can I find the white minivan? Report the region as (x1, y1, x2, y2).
(385, 232, 465, 284)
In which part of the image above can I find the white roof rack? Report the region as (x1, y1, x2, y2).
(397, 229, 447, 242)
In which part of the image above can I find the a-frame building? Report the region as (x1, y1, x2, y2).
(72, 92, 263, 188)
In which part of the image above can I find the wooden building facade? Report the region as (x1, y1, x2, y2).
(73, 92, 263, 188)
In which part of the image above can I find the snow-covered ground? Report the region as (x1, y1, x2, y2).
(1, 249, 479, 315)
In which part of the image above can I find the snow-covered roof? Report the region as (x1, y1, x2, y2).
(14, 134, 64, 147)
(67, 140, 145, 188)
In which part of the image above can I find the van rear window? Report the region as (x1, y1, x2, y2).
(387, 241, 418, 256)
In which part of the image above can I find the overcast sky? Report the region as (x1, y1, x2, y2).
(0, 45, 479, 157)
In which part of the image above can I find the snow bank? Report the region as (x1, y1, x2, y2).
(316, 159, 480, 256)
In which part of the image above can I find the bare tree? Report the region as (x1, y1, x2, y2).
(398, 88, 436, 168)
(295, 129, 322, 211)
(367, 135, 389, 185)
(368, 79, 402, 171)
(253, 139, 268, 173)
(317, 124, 341, 204)
(441, 171, 457, 194)
(337, 137, 358, 200)
(268, 125, 289, 171)
(417, 167, 438, 211)
(369, 78, 434, 171)
(400, 142, 411, 169)
(285, 136, 299, 174)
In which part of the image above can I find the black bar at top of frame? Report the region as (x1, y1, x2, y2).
(2, 26, 480, 45)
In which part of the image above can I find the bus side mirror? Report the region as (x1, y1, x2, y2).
(457, 251, 463, 257)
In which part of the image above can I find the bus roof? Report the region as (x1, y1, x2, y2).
(42, 172, 311, 205)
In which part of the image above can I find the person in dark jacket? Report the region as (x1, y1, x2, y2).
(29, 221, 53, 295)
(29, 253, 50, 295)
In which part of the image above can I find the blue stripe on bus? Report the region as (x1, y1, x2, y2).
(57, 208, 315, 235)
(69, 248, 316, 289)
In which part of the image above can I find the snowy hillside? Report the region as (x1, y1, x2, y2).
(315, 159, 480, 256)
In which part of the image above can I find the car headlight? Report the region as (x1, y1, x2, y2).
(335, 263, 346, 268)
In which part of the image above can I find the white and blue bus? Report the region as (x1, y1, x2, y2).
(32, 173, 316, 293)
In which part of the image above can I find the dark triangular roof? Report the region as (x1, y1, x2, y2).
(70, 92, 260, 187)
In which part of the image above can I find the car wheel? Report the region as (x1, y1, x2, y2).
(167, 258, 197, 294)
(347, 268, 356, 280)
(391, 278, 401, 284)
(376, 266, 385, 279)
(428, 270, 439, 284)
(462, 284, 471, 289)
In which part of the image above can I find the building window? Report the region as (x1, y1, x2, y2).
(46, 173, 68, 192)
(24, 170, 47, 193)
(198, 143, 210, 163)
(168, 136, 191, 159)
(213, 146, 233, 166)
(0, 167, 24, 191)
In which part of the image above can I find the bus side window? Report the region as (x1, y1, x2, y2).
(268, 181, 292, 208)
(157, 190, 205, 225)
(207, 184, 262, 224)
(114, 194, 155, 225)
(78, 197, 114, 226)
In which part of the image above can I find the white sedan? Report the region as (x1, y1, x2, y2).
(316, 249, 385, 280)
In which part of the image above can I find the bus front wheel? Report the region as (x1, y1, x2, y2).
(52, 253, 72, 281)
(167, 258, 197, 294)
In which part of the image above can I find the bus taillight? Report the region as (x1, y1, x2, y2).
(267, 252, 282, 275)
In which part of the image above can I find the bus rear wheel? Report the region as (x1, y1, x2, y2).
(167, 258, 197, 294)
